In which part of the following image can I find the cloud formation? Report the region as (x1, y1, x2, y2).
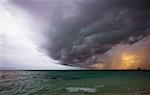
(45, 0, 150, 67)
(0, 0, 78, 70)
(11, 0, 150, 68)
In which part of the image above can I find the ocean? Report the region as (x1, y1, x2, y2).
(0, 71, 150, 95)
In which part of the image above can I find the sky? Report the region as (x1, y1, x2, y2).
(0, 0, 150, 69)
(0, 0, 79, 70)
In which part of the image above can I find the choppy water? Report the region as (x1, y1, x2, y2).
(0, 71, 150, 95)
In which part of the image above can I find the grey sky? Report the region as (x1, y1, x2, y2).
(1, 0, 150, 69)
(0, 0, 79, 70)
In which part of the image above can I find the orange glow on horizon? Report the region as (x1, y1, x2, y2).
(120, 53, 141, 69)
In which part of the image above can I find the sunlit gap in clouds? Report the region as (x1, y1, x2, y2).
(92, 40, 150, 70)
(0, 0, 78, 70)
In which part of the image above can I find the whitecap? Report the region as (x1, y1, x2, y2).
(66, 87, 96, 93)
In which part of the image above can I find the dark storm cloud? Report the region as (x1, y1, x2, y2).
(11, 0, 150, 67)
(46, 0, 150, 67)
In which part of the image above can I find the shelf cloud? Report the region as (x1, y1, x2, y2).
(8, 0, 150, 69)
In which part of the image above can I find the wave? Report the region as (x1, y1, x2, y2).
(66, 87, 96, 93)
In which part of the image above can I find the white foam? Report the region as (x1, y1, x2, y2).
(66, 87, 96, 93)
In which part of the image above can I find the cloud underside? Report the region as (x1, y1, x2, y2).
(43, 0, 150, 67)
(11, 0, 150, 68)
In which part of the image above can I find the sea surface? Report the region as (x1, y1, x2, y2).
(0, 71, 150, 95)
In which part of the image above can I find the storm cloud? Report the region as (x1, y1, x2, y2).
(11, 0, 150, 68)
(43, 0, 150, 67)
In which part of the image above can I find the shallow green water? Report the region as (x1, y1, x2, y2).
(0, 71, 150, 95)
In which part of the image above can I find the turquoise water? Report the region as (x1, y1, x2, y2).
(0, 71, 150, 95)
